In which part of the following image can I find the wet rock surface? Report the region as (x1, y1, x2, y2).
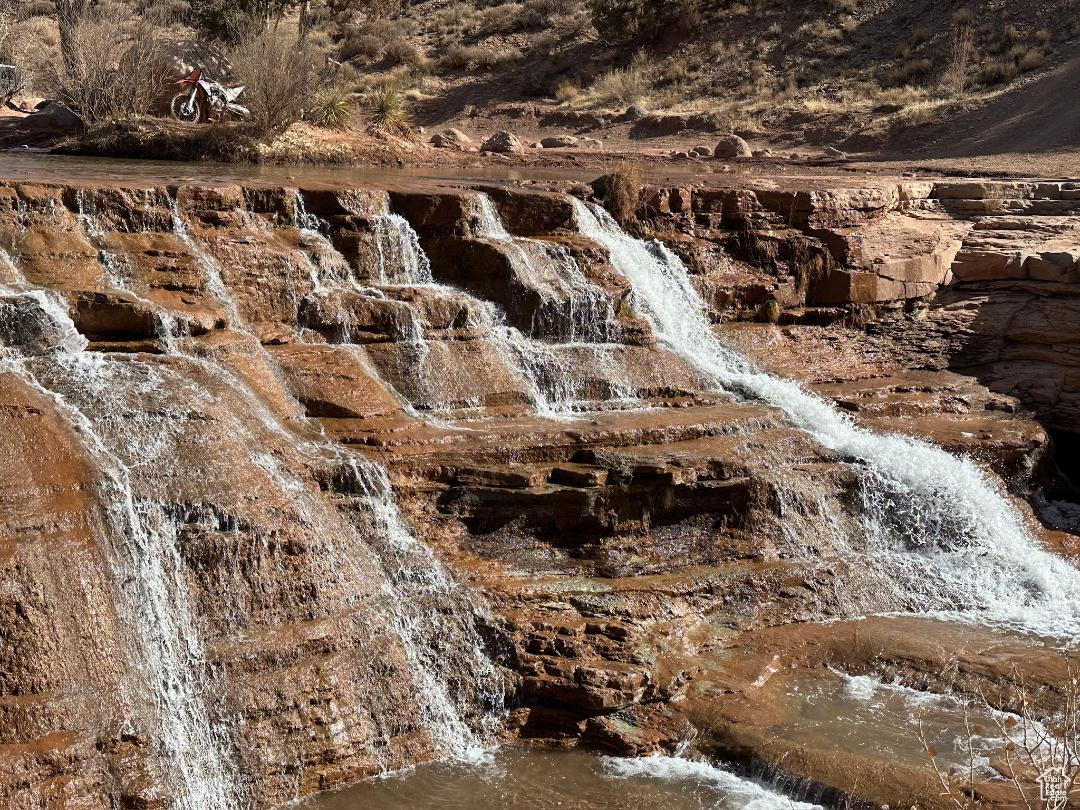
(0, 172, 1076, 810)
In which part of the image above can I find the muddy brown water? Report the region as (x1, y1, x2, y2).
(301, 748, 814, 809)
(0, 151, 907, 191)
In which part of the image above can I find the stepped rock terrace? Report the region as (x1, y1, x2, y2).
(1, 164, 1078, 810)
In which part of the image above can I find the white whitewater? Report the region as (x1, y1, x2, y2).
(474, 195, 618, 344)
(169, 196, 242, 326)
(375, 212, 434, 286)
(603, 755, 823, 810)
(340, 459, 503, 760)
(571, 198, 1080, 641)
(471, 194, 636, 412)
(0, 255, 242, 809)
(169, 195, 502, 762)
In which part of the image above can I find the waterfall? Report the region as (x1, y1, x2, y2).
(169, 196, 242, 326)
(571, 198, 1080, 640)
(474, 195, 618, 344)
(165, 194, 503, 762)
(375, 212, 433, 286)
(338, 459, 503, 759)
(0, 246, 243, 808)
(74, 189, 131, 289)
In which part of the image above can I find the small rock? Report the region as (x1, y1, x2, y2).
(672, 151, 690, 159)
(480, 130, 525, 154)
(824, 146, 847, 158)
(530, 141, 543, 148)
(429, 128, 476, 151)
(540, 135, 579, 148)
(690, 145, 713, 158)
(751, 148, 773, 158)
(624, 104, 647, 121)
(713, 134, 752, 158)
(578, 137, 603, 150)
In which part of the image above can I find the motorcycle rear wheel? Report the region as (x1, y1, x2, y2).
(170, 93, 203, 123)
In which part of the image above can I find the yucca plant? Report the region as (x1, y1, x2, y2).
(366, 86, 411, 134)
(307, 85, 355, 130)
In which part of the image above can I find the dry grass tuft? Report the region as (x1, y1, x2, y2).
(591, 162, 640, 224)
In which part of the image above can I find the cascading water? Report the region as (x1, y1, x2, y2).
(374, 212, 434, 286)
(75, 189, 131, 289)
(169, 195, 242, 326)
(1, 191, 512, 806)
(336, 459, 503, 759)
(571, 198, 1080, 640)
(0, 254, 243, 809)
(473, 195, 618, 344)
(289, 191, 587, 417)
(166, 195, 504, 762)
(468, 195, 636, 413)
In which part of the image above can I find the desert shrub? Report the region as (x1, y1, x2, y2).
(1035, 28, 1052, 45)
(588, 0, 701, 43)
(593, 64, 651, 104)
(384, 37, 423, 66)
(554, 78, 579, 102)
(473, 2, 525, 34)
(910, 26, 930, 46)
(365, 85, 410, 133)
(951, 8, 973, 27)
(229, 26, 320, 138)
(339, 31, 383, 61)
(189, 0, 296, 43)
(20, 0, 55, 18)
(885, 57, 932, 86)
(941, 23, 976, 96)
(515, 0, 577, 28)
(440, 44, 519, 71)
(474, 47, 522, 69)
(978, 59, 1017, 86)
(41, 2, 171, 125)
(440, 44, 478, 70)
(1018, 48, 1045, 71)
(137, 0, 192, 25)
(661, 58, 689, 84)
(591, 164, 640, 224)
(307, 84, 353, 129)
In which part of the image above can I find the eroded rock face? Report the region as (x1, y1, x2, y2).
(0, 174, 1074, 810)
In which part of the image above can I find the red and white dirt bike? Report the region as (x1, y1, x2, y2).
(170, 68, 250, 123)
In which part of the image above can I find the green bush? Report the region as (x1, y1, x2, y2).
(588, 0, 700, 43)
(307, 85, 354, 129)
(365, 86, 410, 134)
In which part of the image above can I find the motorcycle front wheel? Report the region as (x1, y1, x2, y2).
(170, 93, 203, 123)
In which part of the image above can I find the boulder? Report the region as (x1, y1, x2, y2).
(481, 130, 525, 154)
(540, 136, 579, 148)
(578, 137, 603, 150)
(623, 104, 647, 121)
(713, 134, 752, 158)
(429, 128, 476, 151)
